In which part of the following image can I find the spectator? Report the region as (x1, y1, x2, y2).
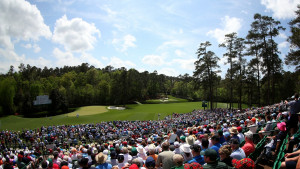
(180, 144, 193, 163)
(210, 135, 221, 158)
(145, 156, 155, 169)
(188, 144, 204, 165)
(230, 139, 246, 160)
(286, 93, 300, 135)
(156, 142, 175, 169)
(171, 154, 184, 169)
(95, 152, 112, 169)
(202, 149, 229, 169)
(242, 131, 255, 157)
(218, 145, 233, 167)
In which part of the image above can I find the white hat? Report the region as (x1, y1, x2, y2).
(103, 149, 108, 155)
(180, 144, 191, 153)
(283, 112, 288, 116)
(137, 146, 145, 153)
(174, 141, 180, 147)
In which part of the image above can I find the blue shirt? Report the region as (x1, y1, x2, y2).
(96, 163, 112, 169)
(188, 155, 205, 165)
(210, 143, 221, 157)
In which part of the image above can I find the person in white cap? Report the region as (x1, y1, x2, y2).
(173, 141, 181, 154)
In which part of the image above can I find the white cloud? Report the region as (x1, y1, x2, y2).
(207, 16, 242, 43)
(279, 41, 289, 49)
(174, 50, 186, 57)
(0, 0, 51, 49)
(142, 55, 165, 66)
(53, 48, 81, 67)
(52, 15, 101, 52)
(22, 43, 41, 53)
(261, 0, 300, 19)
(158, 40, 187, 51)
(26, 57, 52, 68)
(108, 57, 136, 68)
(0, 48, 25, 73)
(112, 34, 136, 52)
(279, 32, 288, 39)
(173, 59, 195, 71)
(0, 0, 51, 73)
(158, 68, 179, 77)
(53, 48, 103, 68)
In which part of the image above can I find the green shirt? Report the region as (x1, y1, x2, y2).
(203, 161, 232, 169)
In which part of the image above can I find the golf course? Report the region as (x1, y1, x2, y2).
(0, 97, 250, 131)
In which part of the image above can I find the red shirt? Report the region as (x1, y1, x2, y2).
(242, 142, 255, 157)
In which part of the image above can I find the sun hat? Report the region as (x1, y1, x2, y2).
(232, 158, 255, 169)
(137, 146, 145, 153)
(277, 122, 286, 132)
(181, 144, 191, 153)
(230, 127, 238, 135)
(186, 136, 195, 145)
(96, 152, 107, 164)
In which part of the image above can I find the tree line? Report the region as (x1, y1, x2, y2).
(0, 10, 300, 117)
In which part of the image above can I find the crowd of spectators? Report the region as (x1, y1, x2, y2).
(0, 93, 299, 169)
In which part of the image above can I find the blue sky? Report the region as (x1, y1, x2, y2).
(0, 0, 299, 77)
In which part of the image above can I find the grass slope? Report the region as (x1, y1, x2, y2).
(0, 101, 251, 131)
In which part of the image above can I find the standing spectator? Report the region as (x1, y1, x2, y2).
(286, 93, 300, 135)
(156, 142, 175, 169)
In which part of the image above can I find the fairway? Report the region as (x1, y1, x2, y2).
(0, 101, 251, 131)
(67, 106, 108, 116)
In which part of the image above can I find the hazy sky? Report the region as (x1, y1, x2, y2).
(0, 0, 299, 77)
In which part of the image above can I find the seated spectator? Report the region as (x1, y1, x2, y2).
(188, 144, 204, 165)
(222, 132, 231, 146)
(156, 141, 175, 169)
(236, 127, 245, 143)
(202, 149, 229, 169)
(242, 131, 255, 157)
(258, 115, 272, 139)
(145, 156, 155, 169)
(173, 141, 181, 154)
(230, 139, 246, 160)
(171, 154, 184, 169)
(218, 145, 233, 167)
(95, 152, 112, 169)
(180, 144, 193, 163)
(229, 127, 240, 144)
(210, 135, 221, 158)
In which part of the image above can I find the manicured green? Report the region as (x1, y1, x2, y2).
(0, 101, 251, 131)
